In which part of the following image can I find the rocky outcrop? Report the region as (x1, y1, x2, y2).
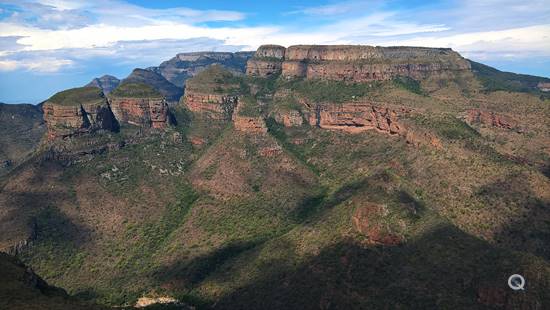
(537, 82, 550, 92)
(182, 65, 242, 120)
(272, 109, 304, 127)
(109, 83, 169, 129)
(184, 92, 238, 120)
(302, 102, 441, 147)
(246, 45, 285, 77)
(466, 109, 518, 130)
(233, 115, 268, 133)
(247, 44, 471, 81)
(85, 75, 120, 94)
(109, 97, 168, 129)
(42, 87, 119, 140)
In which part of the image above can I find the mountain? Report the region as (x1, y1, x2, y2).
(85, 75, 121, 95)
(469, 60, 550, 96)
(147, 51, 254, 88)
(121, 69, 183, 103)
(1, 44, 550, 309)
(0, 103, 45, 175)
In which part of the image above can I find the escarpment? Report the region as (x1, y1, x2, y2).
(43, 87, 119, 140)
(247, 44, 471, 81)
(182, 65, 241, 120)
(43, 83, 171, 140)
(109, 83, 169, 129)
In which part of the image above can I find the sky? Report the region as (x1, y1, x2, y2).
(0, 0, 549, 103)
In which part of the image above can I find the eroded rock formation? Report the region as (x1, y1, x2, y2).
(247, 44, 471, 81)
(271, 109, 304, 127)
(466, 109, 518, 130)
(42, 87, 119, 140)
(184, 92, 238, 120)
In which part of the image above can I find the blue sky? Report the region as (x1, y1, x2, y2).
(0, 0, 549, 103)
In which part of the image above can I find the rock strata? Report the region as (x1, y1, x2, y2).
(42, 87, 119, 140)
(247, 44, 471, 81)
(109, 83, 170, 129)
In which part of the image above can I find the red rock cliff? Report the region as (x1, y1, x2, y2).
(42, 87, 118, 140)
(247, 44, 471, 81)
(109, 97, 168, 129)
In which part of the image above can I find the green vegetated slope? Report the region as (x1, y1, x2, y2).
(0, 103, 45, 175)
(0, 252, 105, 310)
(1, 64, 550, 309)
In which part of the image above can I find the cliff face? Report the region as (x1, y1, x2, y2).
(109, 97, 168, 129)
(42, 87, 119, 140)
(184, 92, 238, 120)
(43, 84, 171, 140)
(182, 65, 242, 120)
(247, 45, 471, 81)
(109, 83, 170, 129)
(466, 109, 518, 130)
(246, 45, 285, 77)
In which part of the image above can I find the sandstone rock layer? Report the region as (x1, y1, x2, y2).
(247, 44, 471, 81)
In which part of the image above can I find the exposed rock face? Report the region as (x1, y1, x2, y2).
(42, 87, 119, 140)
(537, 82, 550, 92)
(109, 97, 168, 129)
(85, 75, 120, 94)
(247, 44, 471, 81)
(182, 65, 241, 120)
(272, 109, 304, 127)
(184, 92, 238, 120)
(148, 51, 254, 88)
(246, 45, 285, 77)
(466, 109, 518, 130)
(109, 83, 169, 129)
(303, 102, 441, 147)
(123, 69, 183, 102)
(310, 103, 404, 134)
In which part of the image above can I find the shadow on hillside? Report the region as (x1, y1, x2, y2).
(0, 159, 91, 253)
(475, 175, 550, 261)
(211, 224, 549, 310)
(153, 239, 265, 290)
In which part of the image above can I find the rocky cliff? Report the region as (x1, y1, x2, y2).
(85, 75, 120, 95)
(247, 44, 471, 81)
(182, 65, 242, 120)
(42, 87, 119, 140)
(109, 83, 169, 129)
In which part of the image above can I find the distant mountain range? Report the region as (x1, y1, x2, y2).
(85, 51, 254, 103)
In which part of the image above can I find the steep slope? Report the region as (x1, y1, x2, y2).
(148, 51, 254, 88)
(469, 60, 550, 95)
(85, 75, 121, 95)
(1, 44, 549, 309)
(0, 252, 104, 310)
(122, 69, 183, 103)
(0, 103, 45, 175)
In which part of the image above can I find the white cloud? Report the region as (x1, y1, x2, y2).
(0, 0, 549, 75)
(0, 57, 73, 72)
